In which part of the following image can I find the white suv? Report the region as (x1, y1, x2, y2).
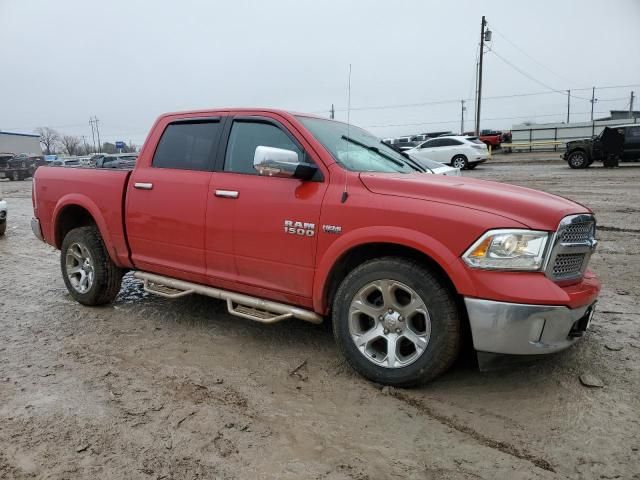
(407, 136, 488, 170)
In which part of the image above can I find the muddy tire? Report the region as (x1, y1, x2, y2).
(332, 257, 460, 387)
(60, 226, 123, 306)
(568, 150, 589, 169)
(451, 155, 468, 170)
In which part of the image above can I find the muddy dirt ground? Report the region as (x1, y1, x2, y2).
(1, 157, 639, 479)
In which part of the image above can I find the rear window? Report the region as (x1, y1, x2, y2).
(153, 120, 221, 171)
(467, 137, 484, 145)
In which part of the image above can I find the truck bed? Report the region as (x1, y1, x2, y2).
(33, 166, 132, 267)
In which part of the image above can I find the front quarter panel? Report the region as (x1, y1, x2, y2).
(312, 168, 528, 313)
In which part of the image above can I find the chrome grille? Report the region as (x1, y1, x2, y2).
(552, 254, 585, 279)
(560, 221, 594, 243)
(546, 214, 597, 283)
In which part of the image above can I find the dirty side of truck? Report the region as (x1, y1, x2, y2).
(31, 109, 601, 386)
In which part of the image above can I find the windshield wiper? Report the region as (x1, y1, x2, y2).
(341, 135, 425, 172)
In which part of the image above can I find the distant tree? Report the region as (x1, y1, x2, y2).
(36, 127, 60, 155)
(61, 135, 81, 156)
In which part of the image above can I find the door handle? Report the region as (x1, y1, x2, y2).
(134, 182, 153, 190)
(214, 190, 239, 199)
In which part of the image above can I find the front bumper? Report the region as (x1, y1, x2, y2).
(465, 297, 596, 355)
(31, 217, 43, 241)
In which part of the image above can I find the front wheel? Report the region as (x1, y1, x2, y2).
(332, 257, 460, 387)
(451, 155, 468, 170)
(60, 226, 124, 305)
(567, 151, 589, 169)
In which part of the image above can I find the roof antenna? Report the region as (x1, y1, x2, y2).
(341, 64, 352, 204)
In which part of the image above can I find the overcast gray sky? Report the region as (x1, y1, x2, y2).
(1, 0, 639, 145)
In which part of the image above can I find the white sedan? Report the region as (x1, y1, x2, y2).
(0, 198, 7, 236)
(406, 136, 488, 170)
(408, 155, 461, 176)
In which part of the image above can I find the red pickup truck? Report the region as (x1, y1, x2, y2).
(31, 109, 600, 386)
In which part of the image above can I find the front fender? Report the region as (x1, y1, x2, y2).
(312, 226, 478, 313)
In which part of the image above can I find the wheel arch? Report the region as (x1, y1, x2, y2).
(52, 195, 116, 261)
(313, 228, 477, 315)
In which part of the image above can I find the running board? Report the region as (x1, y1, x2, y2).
(133, 271, 323, 325)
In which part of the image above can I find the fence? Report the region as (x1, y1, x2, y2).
(505, 118, 639, 152)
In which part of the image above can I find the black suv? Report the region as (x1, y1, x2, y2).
(563, 124, 640, 168)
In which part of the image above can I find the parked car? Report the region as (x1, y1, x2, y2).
(0, 153, 37, 181)
(407, 136, 489, 170)
(0, 197, 6, 235)
(563, 124, 640, 168)
(50, 158, 81, 167)
(407, 155, 461, 176)
(32, 108, 600, 387)
(95, 154, 138, 169)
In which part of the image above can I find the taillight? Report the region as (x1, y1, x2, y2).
(32, 176, 37, 209)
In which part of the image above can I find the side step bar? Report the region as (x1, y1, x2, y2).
(133, 271, 323, 325)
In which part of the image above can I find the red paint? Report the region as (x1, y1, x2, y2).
(33, 108, 600, 315)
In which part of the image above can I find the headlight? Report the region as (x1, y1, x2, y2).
(462, 229, 549, 271)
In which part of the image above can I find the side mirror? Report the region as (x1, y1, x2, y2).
(253, 146, 317, 180)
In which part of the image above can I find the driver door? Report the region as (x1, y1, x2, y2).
(206, 115, 327, 300)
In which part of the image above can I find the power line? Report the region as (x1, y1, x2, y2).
(491, 27, 573, 85)
(364, 110, 609, 129)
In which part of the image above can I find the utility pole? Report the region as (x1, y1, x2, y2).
(460, 100, 466, 134)
(566, 90, 570, 124)
(94, 117, 101, 153)
(590, 87, 597, 136)
(330, 104, 335, 119)
(475, 16, 490, 136)
(81, 135, 88, 154)
(630, 91, 635, 119)
(89, 118, 96, 153)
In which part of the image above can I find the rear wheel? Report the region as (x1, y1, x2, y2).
(567, 151, 589, 169)
(0, 221, 6, 236)
(451, 155, 468, 170)
(60, 226, 124, 305)
(332, 257, 460, 387)
(10, 171, 19, 181)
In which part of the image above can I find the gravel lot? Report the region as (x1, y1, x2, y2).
(1, 157, 639, 479)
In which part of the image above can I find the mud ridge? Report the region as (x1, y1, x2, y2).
(390, 390, 556, 473)
(597, 225, 640, 234)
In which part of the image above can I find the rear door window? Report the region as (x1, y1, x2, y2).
(153, 120, 222, 171)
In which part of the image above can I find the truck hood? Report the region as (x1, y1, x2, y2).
(359, 172, 591, 231)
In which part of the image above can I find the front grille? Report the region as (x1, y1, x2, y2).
(560, 221, 594, 243)
(552, 253, 585, 279)
(547, 215, 597, 283)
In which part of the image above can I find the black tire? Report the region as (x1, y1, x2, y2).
(332, 257, 460, 387)
(10, 171, 19, 181)
(0, 221, 6, 236)
(60, 226, 123, 306)
(567, 150, 589, 169)
(451, 155, 468, 170)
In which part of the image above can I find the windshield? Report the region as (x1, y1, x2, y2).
(297, 116, 423, 173)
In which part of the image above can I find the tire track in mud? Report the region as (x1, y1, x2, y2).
(389, 390, 557, 473)
(597, 225, 640, 234)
